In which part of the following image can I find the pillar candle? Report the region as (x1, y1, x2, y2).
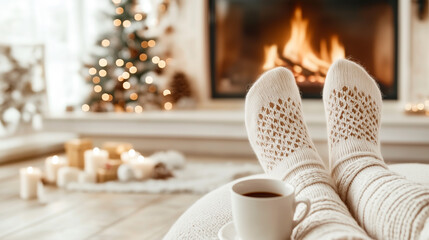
(20, 167, 42, 200)
(57, 167, 81, 187)
(37, 181, 45, 202)
(130, 156, 156, 180)
(45, 155, 67, 183)
(120, 149, 141, 163)
(84, 147, 108, 175)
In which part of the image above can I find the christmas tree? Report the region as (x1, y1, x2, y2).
(83, 0, 173, 113)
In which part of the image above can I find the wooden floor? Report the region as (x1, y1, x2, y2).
(0, 154, 254, 240)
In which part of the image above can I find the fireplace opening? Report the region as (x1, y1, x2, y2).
(209, 0, 398, 99)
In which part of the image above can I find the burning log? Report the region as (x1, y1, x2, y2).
(261, 7, 345, 86)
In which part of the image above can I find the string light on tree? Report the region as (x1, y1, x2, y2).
(130, 93, 138, 100)
(129, 66, 137, 74)
(99, 58, 108, 67)
(89, 67, 97, 75)
(145, 76, 153, 84)
(148, 40, 156, 47)
(123, 20, 131, 28)
(134, 13, 144, 21)
(92, 76, 100, 84)
(102, 93, 110, 101)
(152, 56, 160, 64)
(116, 7, 124, 14)
(135, 105, 143, 113)
(163, 89, 171, 96)
(122, 72, 130, 79)
(99, 69, 107, 77)
(94, 85, 102, 93)
(139, 54, 147, 61)
(125, 62, 133, 68)
(122, 82, 131, 89)
(158, 60, 166, 68)
(126, 106, 133, 112)
(82, 104, 90, 112)
(101, 39, 110, 47)
(164, 102, 173, 111)
(113, 19, 122, 26)
(116, 59, 124, 67)
(141, 41, 148, 48)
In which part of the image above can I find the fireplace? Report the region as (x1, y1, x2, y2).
(209, 0, 399, 99)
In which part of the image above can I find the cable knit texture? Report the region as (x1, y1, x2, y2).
(324, 59, 429, 240)
(245, 67, 370, 240)
(164, 183, 232, 240)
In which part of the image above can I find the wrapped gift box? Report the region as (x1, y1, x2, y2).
(65, 139, 93, 169)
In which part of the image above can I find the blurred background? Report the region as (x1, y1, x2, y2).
(1, 0, 429, 164)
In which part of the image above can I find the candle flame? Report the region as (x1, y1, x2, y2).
(27, 167, 34, 173)
(94, 147, 100, 153)
(52, 155, 59, 164)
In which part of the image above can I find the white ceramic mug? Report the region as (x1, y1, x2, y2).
(231, 178, 311, 240)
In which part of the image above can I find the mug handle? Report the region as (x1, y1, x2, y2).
(292, 197, 311, 228)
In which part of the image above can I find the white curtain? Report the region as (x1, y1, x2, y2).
(0, 0, 112, 114)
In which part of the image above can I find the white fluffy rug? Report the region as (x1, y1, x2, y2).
(66, 162, 262, 194)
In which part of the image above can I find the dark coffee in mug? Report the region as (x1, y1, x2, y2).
(232, 179, 311, 240)
(242, 192, 282, 198)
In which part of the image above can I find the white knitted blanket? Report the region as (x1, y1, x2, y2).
(66, 162, 262, 194)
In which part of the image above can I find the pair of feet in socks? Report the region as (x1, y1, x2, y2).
(245, 59, 429, 240)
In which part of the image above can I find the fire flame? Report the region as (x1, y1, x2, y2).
(263, 7, 345, 82)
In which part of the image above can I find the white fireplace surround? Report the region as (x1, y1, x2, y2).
(42, 0, 429, 163)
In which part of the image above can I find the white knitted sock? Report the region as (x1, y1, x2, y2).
(324, 59, 429, 240)
(245, 67, 370, 240)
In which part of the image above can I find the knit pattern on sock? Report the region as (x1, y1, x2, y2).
(327, 86, 378, 146)
(324, 59, 429, 240)
(256, 97, 317, 174)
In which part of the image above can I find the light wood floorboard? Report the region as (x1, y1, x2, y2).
(0, 154, 255, 240)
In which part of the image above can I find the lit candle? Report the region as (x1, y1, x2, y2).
(20, 167, 42, 200)
(130, 156, 155, 180)
(120, 149, 141, 163)
(45, 155, 67, 183)
(84, 147, 109, 175)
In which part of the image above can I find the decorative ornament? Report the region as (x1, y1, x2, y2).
(150, 150, 186, 170)
(0, 44, 46, 136)
(167, 72, 193, 105)
(117, 164, 136, 181)
(152, 162, 173, 180)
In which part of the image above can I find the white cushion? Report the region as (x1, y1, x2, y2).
(388, 163, 429, 185)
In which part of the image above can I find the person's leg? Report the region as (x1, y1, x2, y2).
(323, 59, 429, 240)
(245, 67, 370, 239)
